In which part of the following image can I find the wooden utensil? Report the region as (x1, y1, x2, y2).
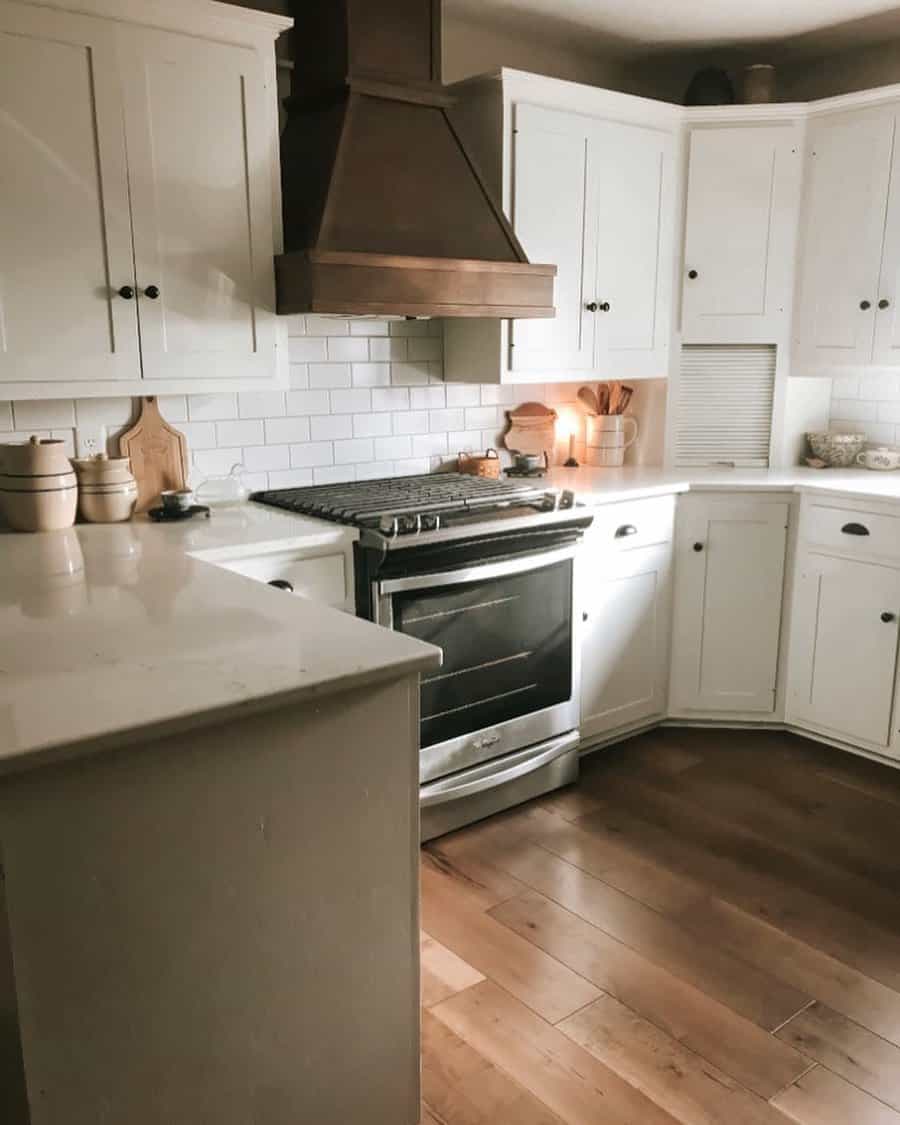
(577, 386, 600, 415)
(118, 396, 189, 513)
(596, 383, 610, 416)
(607, 381, 623, 416)
(617, 385, 634, 414)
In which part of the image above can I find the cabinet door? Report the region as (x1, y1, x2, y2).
(593, 122, 674, 378)
(118, 26, 277, 383)
(788, 555, 900, 748)
(793, 110, 894, 371)
(873, 110, 900, 365)
(509, 104, 597, 374)
(581, 541, 672, 740)
(670, 499, 788, 714)
(0, 3, 139, 390)
(682, 125, 802, 344)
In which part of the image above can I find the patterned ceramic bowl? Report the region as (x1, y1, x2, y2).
(806, 432, 867, 467)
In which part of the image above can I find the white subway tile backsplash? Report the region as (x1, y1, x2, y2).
(310, 415, 353, 441)
(189, 394, 238, 422)
(286, 390, 330, 416)
(309, 363, 352, 389)
(829, 369, 900, 446)
(409, 386, 445, 410)
(288, 337, 328, 363)
(375, 435, 412, 461)
(392, 410, 429, 435)
(238, 391, 286, 419)
(877, 401, 900, 424)
(327, 337, 369, 362)
(2, 317, 597, 496)
(831, 399, 877, 422)
(13, 399, 76, 430)
(859, 374, 900, 401)
(330, 388, 371, 414)
(372, 387, 410, 412)
(352, 413, 392, 438)
(333, 438, 374, 465)
(265, 417, 311, 445)
(351, 363, 391, 387)
(290, 441, 334, 468)
(243, 444, 290, 472)
(446, 384, 480, 408)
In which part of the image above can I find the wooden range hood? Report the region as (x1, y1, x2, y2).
(276, 0, 556, 319)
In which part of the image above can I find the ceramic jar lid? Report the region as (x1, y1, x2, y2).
(0, 436, 74, 477)
(72, 453, 135, 486)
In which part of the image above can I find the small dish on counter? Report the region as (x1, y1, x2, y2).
(857, 447, 900, 471)
(148, 504, 211, 523)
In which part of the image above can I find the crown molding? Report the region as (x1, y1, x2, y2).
(13, 0, 293, 38)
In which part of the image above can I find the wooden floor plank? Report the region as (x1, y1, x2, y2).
(421, 860, 600, 1025)
(432, 979, 683, 1125)
(444, 826, 810, 1032)
(420, 932, 485, 1010)
(559, 992, 797, 1125)
(537, 786, 605, 822)
(676, 897, 900, 1046)
(421, 1106, 443, 1125)
(421, 844, 526, 911)
(489, 889, 810, 1099)
(772, 1065, 900, 1125)
(776, 1002, 900, 1111)
(421, 1010, 564, 1125)
(577, 790, 900, 991)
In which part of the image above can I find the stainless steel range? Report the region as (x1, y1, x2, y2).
(253, 473, 593, 839)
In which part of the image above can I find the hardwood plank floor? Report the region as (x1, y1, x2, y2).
(419, 729, 900, 1125)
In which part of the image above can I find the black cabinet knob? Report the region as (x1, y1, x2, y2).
(582, 611, 589, 622)
(879, 298, 891, 310)
(585, 301, 599, 312)
(598, 301, 611, 312)
(145, 284, 160, 300)
(268, 579, 294, 593)
(693, 542, 704, 552)
(118, 285, 135, 300)
(882, 612, 896, 624)
(688, 269, 698, 280)
(615, 524, 638, 538)
(860, 300, 872, 310)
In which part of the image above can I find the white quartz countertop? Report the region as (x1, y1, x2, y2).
(546, 465, 900, 505)
(0, 504, 440, 776)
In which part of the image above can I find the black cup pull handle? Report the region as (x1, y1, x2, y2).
(841, 522, 870, 536)
(615, 524, 638, 538)
(268, 579, 294, 593)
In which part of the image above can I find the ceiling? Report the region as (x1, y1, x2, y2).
(444, 0, 900, 55)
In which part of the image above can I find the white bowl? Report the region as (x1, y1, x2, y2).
(806, 431, 867, 467)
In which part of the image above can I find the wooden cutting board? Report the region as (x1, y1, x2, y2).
(503, 401, 558, 457)
(118, 396, 189, 512)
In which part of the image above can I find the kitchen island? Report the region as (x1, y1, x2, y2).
(0, 506, 440, 1125)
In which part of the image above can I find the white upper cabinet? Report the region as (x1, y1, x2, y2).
(793, 108, 896, 372)
(118, 26, 277, 384)
(0, 0, 287, 399)
(681, 123, 802, 344)
(509, 105, 597, 375)
(0, 3, 139, 388)
(443, 73, 680, 384)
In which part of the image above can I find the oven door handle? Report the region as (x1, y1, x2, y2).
(419, 731, 580, 807)
(377, 545, 578, 598)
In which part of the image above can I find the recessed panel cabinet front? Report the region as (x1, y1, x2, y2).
(119, 27, 277, 383)
(670, 498, 789, 714)
(0, 3, 139, 387)
(787, 554, 900, 749)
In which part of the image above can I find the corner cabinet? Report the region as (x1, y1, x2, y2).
(680, 120, 803, 344)
(444, 71, 680, 384)
(669, 494, 790, 716)
(0, 0, 289, 400)
(793, 104, 900, 373)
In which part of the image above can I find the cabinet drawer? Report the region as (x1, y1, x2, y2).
(803, 502, 900, 564)
(218, 551, 347, 607)
(587, 495, 676, 554)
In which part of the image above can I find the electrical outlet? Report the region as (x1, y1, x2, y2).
(75, 424, 107, 460)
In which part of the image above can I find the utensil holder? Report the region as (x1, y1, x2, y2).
(585, 416, 638, 466)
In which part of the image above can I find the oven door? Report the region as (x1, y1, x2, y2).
(374, 545, 580, 785)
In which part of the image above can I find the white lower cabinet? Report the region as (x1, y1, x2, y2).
(787, 548, 900, 753)
(669, 495, 790, 715)
(580, 499, 674, 742)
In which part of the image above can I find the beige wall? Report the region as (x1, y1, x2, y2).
(779, 41, 900, 101)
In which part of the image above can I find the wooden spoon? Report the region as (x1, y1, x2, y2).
(577, 386, 600, 414)
(596, 383, 610, 416)
(617, 385, 634, 414)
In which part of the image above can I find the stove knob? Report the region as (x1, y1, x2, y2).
(378, 515, 399, 537)
(420, 512, 440, 532)
(559, 489, 576, 510)
(398, 514, 421, 535)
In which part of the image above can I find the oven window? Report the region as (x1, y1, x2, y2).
(393, 559, 573, 748)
